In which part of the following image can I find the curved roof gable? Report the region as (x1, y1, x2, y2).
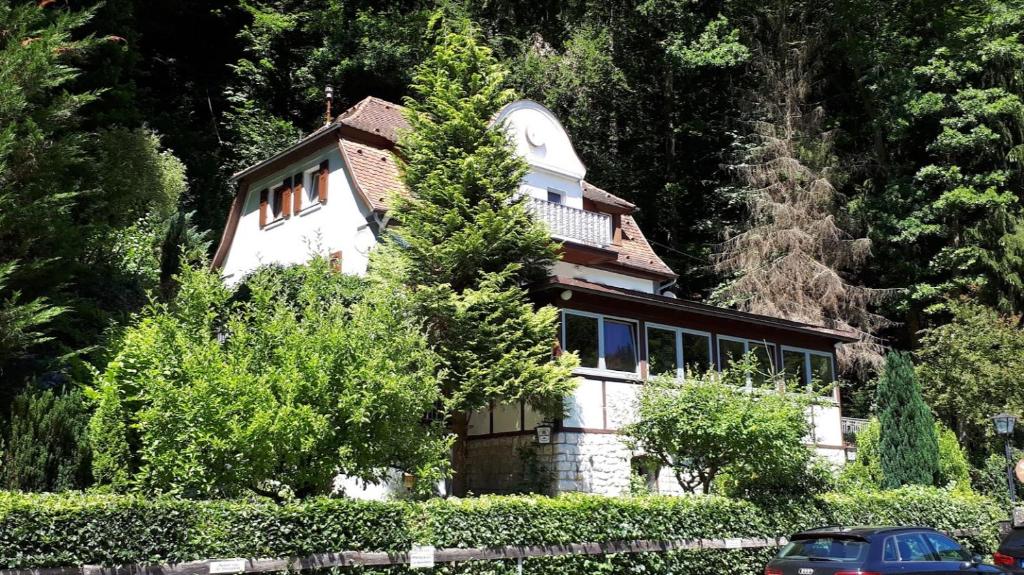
(494, 100, 586, 180)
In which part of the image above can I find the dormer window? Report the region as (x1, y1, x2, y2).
(547, 189, 564, 204)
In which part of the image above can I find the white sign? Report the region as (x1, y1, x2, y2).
(725, 538, 743, 549)
(409, 545, 436, 569)
(535, 426, 552, 444)
(209, 559, 246, 574)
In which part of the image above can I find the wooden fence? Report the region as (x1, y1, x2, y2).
(0, 529, 982, 575)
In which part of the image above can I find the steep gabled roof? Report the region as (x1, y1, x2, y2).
(220, 96, 675, 279)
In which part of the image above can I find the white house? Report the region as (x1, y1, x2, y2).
(213, 96, 858, 496)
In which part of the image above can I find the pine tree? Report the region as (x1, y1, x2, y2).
(381, 16, 578, 495)
(712, 0, 889, 375)
(877, 351, 939, 488)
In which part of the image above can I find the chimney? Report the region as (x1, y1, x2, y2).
(324, 86, 334, 126)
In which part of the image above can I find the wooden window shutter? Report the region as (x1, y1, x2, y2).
(259, 188, 269, 229)
(318, 160, 329, 204)
(282, 178, 293, 219)
(292, 172, 303, 214)
(329, 250, 342, 272)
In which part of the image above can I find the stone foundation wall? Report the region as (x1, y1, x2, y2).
(465, 431, 687, 496)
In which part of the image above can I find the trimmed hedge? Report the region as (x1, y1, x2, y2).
(0, 488, 1004, 574)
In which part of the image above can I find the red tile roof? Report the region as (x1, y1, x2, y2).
(336, 96, 409, 144)
(339, 139, 407, 213)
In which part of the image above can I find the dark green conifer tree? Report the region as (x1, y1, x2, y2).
(877, 351, 940, 488)
(380, 16, 578, 495)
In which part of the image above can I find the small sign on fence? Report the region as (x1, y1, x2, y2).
(724, 538, 743, 549)
(409, 545, 436, 569)
(209, 559, 246, 574)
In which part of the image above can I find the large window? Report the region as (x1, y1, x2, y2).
(717, 337, 778, 386)
(782, 347, 836, 393)
(645, 324, 712, 379)
(562, 311, 638, 374)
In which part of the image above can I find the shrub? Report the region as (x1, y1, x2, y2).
(0, 488, 1003, 573)
(1, 385, 91, 492)
(90, 259, 448, 499)
(623, 356, 814, 494)
(877, 352, 939, 488)
(840, 419, 972, 491)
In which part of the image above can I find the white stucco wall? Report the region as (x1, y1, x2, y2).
(220, 144, 377, 283)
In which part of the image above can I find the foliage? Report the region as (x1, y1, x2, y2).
(877, 352, 940, 488)
(0, 264, 63, 372)
(973, 448, 1024, 504)
(622, 357, 814, 493)
(0, 3, 200, 405)
(380, 17, 577, 493)
(917, 300, 1024, 459)
(0, 386, 91, 493)
(712, 0, 887, 374)
(0, 489, 1004, 572)
(90, 258, 448, 499)
(840, 419, 972, 491)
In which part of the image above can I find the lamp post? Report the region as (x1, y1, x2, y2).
(993, 413, 1018, 508)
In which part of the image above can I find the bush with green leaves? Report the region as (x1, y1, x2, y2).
(0, 488, 1003, 573)
(89, 258, 448, 499)
(973, 447, 1024, 505)
(622, 356, 816, 494)
(839, 419, 972, 491)
(1, 386, 91, 492)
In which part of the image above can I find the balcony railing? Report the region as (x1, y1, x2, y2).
(841, 417, 869, 445)
(526, 197, 612, 248)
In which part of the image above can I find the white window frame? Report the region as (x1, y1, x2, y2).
(546, 188, 566, 204)
(780, 345, 836, 394)
(561, 309, 639, 376)
(716, 335, 778, 389)
(644, 322, 712, 380)
(303, 165, 322, 208)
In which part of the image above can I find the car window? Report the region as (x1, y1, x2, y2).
(892, 533, 936, 562)
(882, 538, 898, 561)
(778, 538, 868, 562)
(923, 532, 970, 561)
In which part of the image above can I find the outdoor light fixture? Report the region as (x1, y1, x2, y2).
(992, 412, 1019, 511)
(535, 422, 553, 444)
(994, 413, 1018, 437)
(560, 289, 572, 301)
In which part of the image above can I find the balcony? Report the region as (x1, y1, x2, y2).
(841, 417, 869, 445)
(526, 197, 612, 248)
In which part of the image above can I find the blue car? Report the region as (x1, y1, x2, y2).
(764, 526, 1003, 575)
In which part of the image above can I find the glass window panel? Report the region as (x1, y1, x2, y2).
(750, 342, 776, 387)
(307, 170, 320, 202)
(783, 350, 808, 388)
(922, 533, 969, 562)
(893, 533, 934, 562)
(604, 319, 637, 372)
(809, 354, 835, 388)
(547, 190, 563, 204)
(564, 314, 598, 368)
(718, 339, 746, 370)
(646, 328, 677, 377)
(682, 333, 711, 374)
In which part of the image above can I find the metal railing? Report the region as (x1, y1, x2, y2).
(526, 197, 612, 248)
(841, 417, 869, 445)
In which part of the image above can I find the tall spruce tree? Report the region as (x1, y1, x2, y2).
(381, 16, 577, 495)
(877, 351, 940, 488)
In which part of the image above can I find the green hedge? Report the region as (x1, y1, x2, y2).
(0, 488, 1004, 574)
